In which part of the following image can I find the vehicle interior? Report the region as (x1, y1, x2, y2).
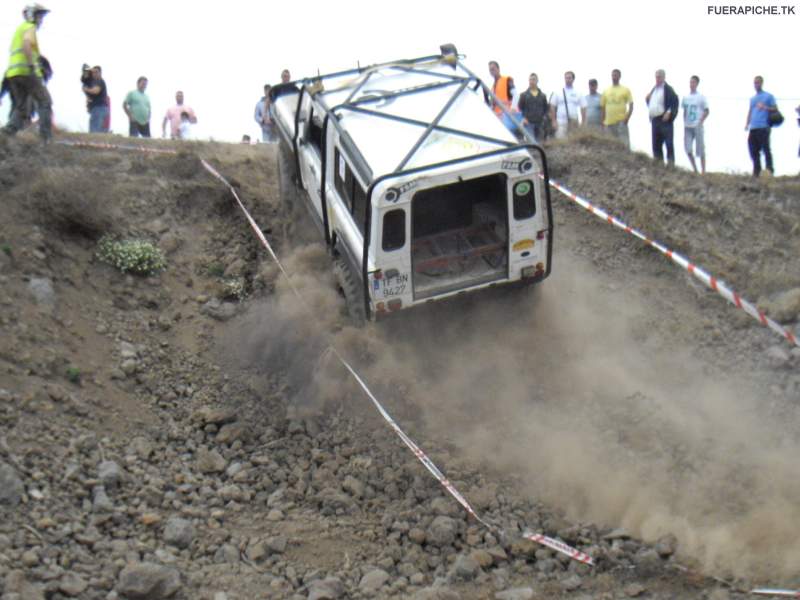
(411, 173, 508, 299)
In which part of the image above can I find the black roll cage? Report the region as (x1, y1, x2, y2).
(284, 52, 553, 319)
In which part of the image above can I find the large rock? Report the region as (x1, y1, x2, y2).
(427, 516, 457, 547)
(28, 277, 55, 306)
(412, 587, 461, 600)
(342, 475, 364, 498)
(196, 448, 227, 473)
(163, 517, 195, 549)
(201, 299, 237, 321)
(307, 577, 345, 600)
(449, 553, 480, 581)
(58, 572, 88, 597)
(0, 461, 24, 505)
(495, 589, 535, 600)
(117, 562, 181, 599)
(194, 407, 237, 426)
(98, 460, 123, 488)
(358, 568, 390, 592)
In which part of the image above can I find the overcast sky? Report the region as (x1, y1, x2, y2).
(1, 0, 798, 175)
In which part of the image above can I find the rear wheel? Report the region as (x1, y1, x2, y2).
(333, 256, 366, 326)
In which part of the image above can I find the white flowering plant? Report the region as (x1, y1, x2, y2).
(97, 236, 167, 276)
(221, 277, 246, 301)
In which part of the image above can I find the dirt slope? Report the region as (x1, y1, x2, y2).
(1, 130, 799, 600)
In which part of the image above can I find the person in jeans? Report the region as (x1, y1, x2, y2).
(82, 65, 108, 133)
(488, 61, 517, 133)
(582, 79, 602, 129)
(123, 76, 151, 137)
(682, 75, 709, 174)
(2, 4, 52, 143)
(254, 84, 276, 143)
(645, 69, 679, 165)
(517, 73, 550, 142)
(744, 75, 777, 177)
(601, 69, 634, 148)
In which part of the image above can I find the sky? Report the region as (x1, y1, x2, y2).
(1, 0, 799, 175)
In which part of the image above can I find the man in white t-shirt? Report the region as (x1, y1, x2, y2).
(681, 75, 709, 174)
(549, 71, 584, 139)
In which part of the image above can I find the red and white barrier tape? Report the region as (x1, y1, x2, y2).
(752, 591, 800, 598)
(543, 176, 799, 348)
(199, 158, 593, 566)
(55, 139, 179, 155)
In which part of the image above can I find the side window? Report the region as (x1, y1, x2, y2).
(334, 147, 346, 200)
(307, 108, 323, 154)
(344, 168, 355, 212)
(512, 180, 536, 220)
(382, 209, 406, 251)
(352, 183, 368, 235)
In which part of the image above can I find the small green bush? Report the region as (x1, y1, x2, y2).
(1, 243, 11, 257)
(206, 262, 225, 277)
(97, 236, 166, 275)
(65, 366, 81, 384)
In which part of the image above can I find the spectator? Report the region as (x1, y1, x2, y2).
(488, 61, 517, 132)
(550, 71, 583, 139)
(271, 69, 299, 100)
(744, 75, 777, 177)
(177, 111, 193, 140)
(254, 84, 277, 143)
(645, 69, 679, 166)
(582, 79, 602, 128)
(682, 75, 709, 174)
(241, 134, 251, 144)
(82, 65, 108, 133)
(1, 4, 52, 143)
(796, 105, 800, 158)
(601, 69, 634, 149)
(517, 73, 550, 142)
(123, 76, 151, 137)
(162, 90, 196, 139)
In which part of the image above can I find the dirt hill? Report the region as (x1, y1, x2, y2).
(1, 130, 799, 600)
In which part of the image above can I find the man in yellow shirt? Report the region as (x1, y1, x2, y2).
(2, 4, 52, 142)
(600, 69, 634, 149)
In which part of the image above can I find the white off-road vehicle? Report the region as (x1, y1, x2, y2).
(271, 45, 553, 321)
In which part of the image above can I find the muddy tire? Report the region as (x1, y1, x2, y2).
(277, 143, 299, 215)
(333, 256, 366, 326)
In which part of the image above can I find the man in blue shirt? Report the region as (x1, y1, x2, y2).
(745, 75, 777, 177)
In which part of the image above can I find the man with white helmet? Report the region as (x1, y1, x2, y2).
(2, 4, 52, 142)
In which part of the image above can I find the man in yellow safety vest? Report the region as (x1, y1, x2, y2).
(2, 4, 52, 142)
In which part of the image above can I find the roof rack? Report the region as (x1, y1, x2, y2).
(289, 51, 535, 184)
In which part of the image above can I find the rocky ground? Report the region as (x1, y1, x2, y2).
(1, 130, 799, 600)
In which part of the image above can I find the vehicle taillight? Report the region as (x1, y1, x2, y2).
(387, 299, 402, 311)
(376, 302, 386, 313)
(536, 230, 547, 240)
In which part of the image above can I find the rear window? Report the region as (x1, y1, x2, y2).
(382, 209, 406, 251)
(512, 180, 536, 220)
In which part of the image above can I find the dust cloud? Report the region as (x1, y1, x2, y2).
(224, 240, 800, 582)
(363, 254, 800, 582)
